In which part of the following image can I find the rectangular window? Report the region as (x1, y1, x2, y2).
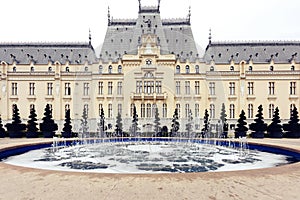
(141, 104, 145, 118)
(176, 81, 181, 95)
(248, 82, 254, 95)
(209, 82, 215, 95)
(12, 83, 18, 95)
(98, 82, 103, 95)
(29, 83, 35, 95)
(65, 83, 71, 95)
(269, 104, 275, 118)
(185, 104, 190, 118)
(117, 82, 122, 95)
(108, 104, 112, 118)
(248, 104, 253, 119)
(269, 82, 275, 95)
(108, 82, 113, 95)
(185, 81, 190, 95)
(83, 83, 89, 96)
(136, 81, 142, 93)
(195, 103, 199, 118)
(229, 82, 235, 95)
(47, 83, 53, 95)
(118, 104, 122, 115)
(290, 82, 296, 95)
(162, 104, 167, 118)
(229, 104, 235, 119)
(99, 104, 103, 116)
(156, 81, 162, 93)
(195, 81, 200, 95)
(176, 104, 181, 118)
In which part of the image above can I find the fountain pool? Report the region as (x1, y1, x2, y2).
(2, 138, 300, 174)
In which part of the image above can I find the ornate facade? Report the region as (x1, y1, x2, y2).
(0, 1, 299, 133)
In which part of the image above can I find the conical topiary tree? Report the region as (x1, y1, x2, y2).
(185, 109, 193, 138)
(98, 107, 105, 138)
(283, 106, 300, 138)
(40, 104, 58, 138)
(26, 107, 39, 138)
(235, 110, 248, 138)
(249, 105, 267, 138)
(62, 109, 73, 138)
(0, 115, 6, 138)
(115, 112, 123, 137)
(81, 106, 88, 134)
(153, 107, 161, 135)
(131, 105, 139, 137)
(170, 108, 179, 137)
(201, 109, 209, 138)
(219, 103, 228, 138)
(267, 107, 283, 138)
(6, 104, 26, 138)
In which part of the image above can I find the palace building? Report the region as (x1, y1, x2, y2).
(0, 1, 299, 133)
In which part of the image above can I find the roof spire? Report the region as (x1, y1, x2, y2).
(208, 28, 212, 44)
(158, 0, 161, 12)
(89, 29, 92, 46)
(187, 6, 191, 24)
(138, 0, 141, 12)
(107, 6, 111, 26)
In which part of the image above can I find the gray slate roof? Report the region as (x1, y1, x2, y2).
(204, 41, 300, 64)
(100, 8, 198, 62)
(0, 42, 97, 65)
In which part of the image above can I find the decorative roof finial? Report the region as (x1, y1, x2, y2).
(107, 6, 111, 26)
(138, 0, 141, 12)
(158, 0, 161, 12)
(208, 28, 212, 44)
(89, 29, 92, 46)
(188, 6, 191, 24)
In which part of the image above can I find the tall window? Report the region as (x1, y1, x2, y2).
(108, 65, 112, 74)
(130, 103, 135, 117)
(185, 81, 190, 95)
(108, 82, 113, 95)
(176, 81, 180, 95)
(47, 83, 53, 95)
(229, 104, 235, 119)
(118, 104, 122, 115)
(229, 82, 235, 95)
(176, 65, 180, 74)
(83, 83, 89, 96)
(269, 104, 275, 118)
(248, 82, 254, 95)
(195, 65, 200, 74)
(210, 104, 215, 118)
(186, 65, 190, 73)
(136, 81, 142, 94)
(147, 103, 152, 118)
(248, 104, 253, 119)
(29, 83, 35, 95)
(118, 65, 122, 73)
(163, 103, 167, 118)
(65, 83, 71, 95)
(98, 82, 103, 95)
(176, 104, 181, 118)
(108, 104, 112, 118)
(185, 104, 190, 118)
(290, 82, 296, 95)
(195, 81, 200, 95)
(209, 82, 215, 95)
(99, 104, 103, 116)
(195, 103, 199, 118)
(84, 104, 89, 116)
(152, 104, 157, 117)
(141, 104, 145, 118)
(12, 83, 18, 95)
(65, 104, 70, 112)
(290, 104, 296, 117)
(117, 82, 122, 95)
(269, 82, 275, 95)
(156, 81, 162, 93)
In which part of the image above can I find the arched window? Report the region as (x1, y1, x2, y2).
(176, 65, 180, 74)
(230, 66, 234, 71)
(66, 66, 69, 72)
(48, 66, 52, 72)
(291, 65, 295, 71)
(210, 104, 215, 118)
(185, 65, 190, 74)
(99, 65, 103, 74)
(13, 66, 16, 72)
(163, 103, 167, 118)
(270, 66, 274, 71)
(30, 66, 34, 72)
(229, 104, 235, 119)
(269, 104, 275, 118)
(249, 66, 253, 71)
(118, 65, 122, 73)
(248, 104, 253, 118)
(108, 65, 112, 74)
(210, 66, 214, 71)
(84, 66, 88, 72)
(195, 65, 200, 74)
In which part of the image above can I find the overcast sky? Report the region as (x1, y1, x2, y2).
(1, 0, 300, 54)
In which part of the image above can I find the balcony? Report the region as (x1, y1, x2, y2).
(131, 92, 167, 100)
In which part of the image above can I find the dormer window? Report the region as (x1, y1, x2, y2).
(48, 66, 52, 72)
(195, 65, 199, 74)
(66, 67, 69, 72)
(230, 66, 234, 71)
(210, 66, 214, 71)
(176, 65, 180, 74)
(99, 65, 103, 74)
(30, 66, 34, 72)
(118, 65, 122, 73)
(84, 66, 88, 72)
(13, 66, 16, 72)
(108, 65, 113, 74)
(270, 66, 274, 71)
(249, 66, 253, 71)
(291, 65, 295, 71)
(186, 65, 190, 74)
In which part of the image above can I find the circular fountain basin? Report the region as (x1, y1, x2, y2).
(1, 138, 300, 174)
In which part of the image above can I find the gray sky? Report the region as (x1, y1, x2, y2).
(1, 0, 300, 53)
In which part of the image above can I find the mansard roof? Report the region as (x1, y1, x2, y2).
(204, 41, 300, 64)
(0, 42, 97, 65)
